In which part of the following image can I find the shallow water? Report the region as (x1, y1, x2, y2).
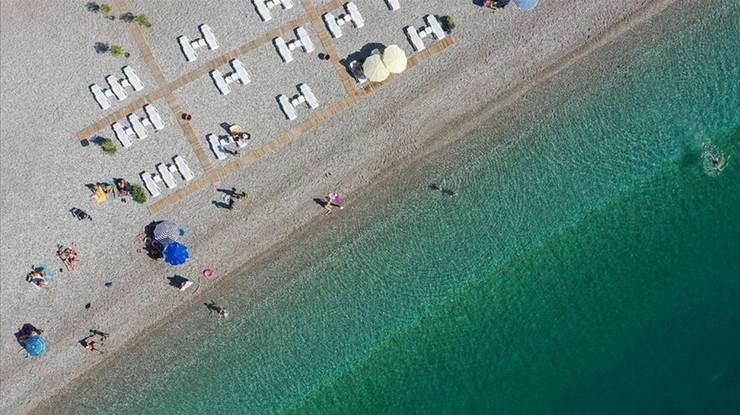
(36, 1, 740, 414)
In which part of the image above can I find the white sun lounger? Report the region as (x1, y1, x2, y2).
(122, 66, 144, 91)
(254, 0, 293, 22)
(300, 84, 318, 108)
(91, 84, 111, 110)
(207, 134, 227, 160)
(278, 95, 297, 120)
(385, 0, 400, 10)
(425, 15, 446, 40)
(157, 163, 177, 189)
(173, 156, 194, 181)
(279, 83, 319, 120)
(323, 2, 364, 39)
(140, 172, 161, 197)
(106, 75, 127, 100)
(144, 105, 164, 130)
(112, 122, 133, 148)
(274, 26, 314, 63)
(178, 24, 219, 62)
(405, 26, 425, 51)
(128, 113, 147, 139)
(211, 59, 250, 95)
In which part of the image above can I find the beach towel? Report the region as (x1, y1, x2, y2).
(94, 186, 107, 203)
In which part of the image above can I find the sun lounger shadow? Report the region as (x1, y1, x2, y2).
(167, 275, 189, 289)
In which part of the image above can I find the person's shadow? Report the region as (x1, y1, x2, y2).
(204, 302, 220, 313)
(211, 200, 231, 209)
(313, 197, 329, 209)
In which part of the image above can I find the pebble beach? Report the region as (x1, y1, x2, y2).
(0, 0, 675, 413)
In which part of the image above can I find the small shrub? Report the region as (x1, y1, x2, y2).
(99, 3, 112, 15)
(131, 185, 147, 204)
(100, 138, 117, 154)
(110, 45, 125, 58)
(134, 14, 152, 28)
(440, 16, 455, 32)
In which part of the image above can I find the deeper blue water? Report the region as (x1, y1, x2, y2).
(35, 1, 740, 414)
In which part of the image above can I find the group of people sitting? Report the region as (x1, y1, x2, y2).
(57, 244, 80, 271)
(82, 330, 109, 354)
(90, 178, 130, 203)
(16, 323, 43, 346)
(483, 0, 509, 9)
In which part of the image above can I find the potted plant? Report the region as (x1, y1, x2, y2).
(134, 14, 152, 28)
(110, 45, 129, 58)
(440, 16, 455, 34)
(100, 138, 117, 154)
(100, 3, 115, 20)
(131, 184, 147, 204)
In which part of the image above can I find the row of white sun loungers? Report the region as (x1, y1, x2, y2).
(253, 0, 293, 22)
(211, 59, 251, 95)
(91, 66, 144, 110)
(323, 2, 364, 39)
(278, 83, 318, 121)
(178, 24, 219, 62)
(112, 104, 164, 148)
(141, 156, 194, 197)
(274, 26, 314, 63)
(405, 15, 446, 52)
(206, 133, 249, 161)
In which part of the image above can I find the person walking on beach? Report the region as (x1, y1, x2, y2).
(226, 188, 247, 210)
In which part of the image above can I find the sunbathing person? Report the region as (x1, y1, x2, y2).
(102, 182, 115, 195)
(116, 178, 130, 196)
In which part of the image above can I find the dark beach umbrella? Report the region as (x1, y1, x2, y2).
(153, 221, 179, 242)
(163, 242, 189, 266)
(24, 335, 47, 357)
(513, 0, 539, 11)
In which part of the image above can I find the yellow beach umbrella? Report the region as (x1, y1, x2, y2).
(382, 45, 407, 74)
(363, 54, 390, 82)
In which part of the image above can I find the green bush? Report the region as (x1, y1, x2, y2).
(440, 16, 455, 32)
(100, 138, 117, 154)
(110, 45, 125, 57)
(134, 14, 152, 28)
(131, 184, 147, 204)
(100, 3, 113, 16)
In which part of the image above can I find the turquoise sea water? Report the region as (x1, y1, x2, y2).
(36, 2, 740, 414)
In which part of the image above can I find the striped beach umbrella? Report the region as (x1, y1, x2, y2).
(153, 221, 179, 242)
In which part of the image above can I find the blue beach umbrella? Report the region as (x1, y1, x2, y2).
(24, 335, 47, 357)
(514, 0, 540, 11)
(163, 242, 189, 266)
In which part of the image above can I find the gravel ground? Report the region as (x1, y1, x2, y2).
(0, 0, 672, 413)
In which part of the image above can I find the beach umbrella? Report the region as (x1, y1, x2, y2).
(363, 54, 390, 82)
(163, 242, 189, 266)
(513, 0, 539, 11)
(24, 335, 47, 357)
(153, 221, 179, 242)
(382, 45, 407, 74)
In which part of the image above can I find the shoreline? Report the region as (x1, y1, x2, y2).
(25, 0, 681, 412)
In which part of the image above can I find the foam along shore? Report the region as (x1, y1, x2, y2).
(0, 1, 675, 414)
